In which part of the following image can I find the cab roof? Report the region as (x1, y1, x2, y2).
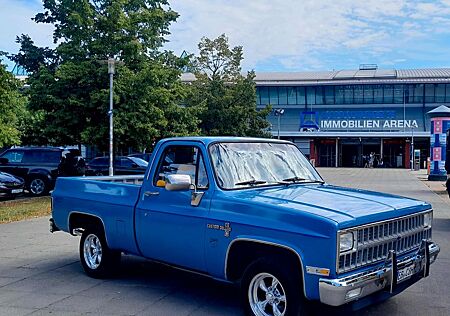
(159, 137, 293, 146)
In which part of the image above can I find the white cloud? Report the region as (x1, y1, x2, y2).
(0, 0, 54, 67)
(166, 0, 450, 71)
(1, 0, 450, 71)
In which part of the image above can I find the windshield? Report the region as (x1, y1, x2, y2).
(209, 142, 322, 189)
(129, 157, 148, 167)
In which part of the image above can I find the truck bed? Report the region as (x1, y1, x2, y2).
(51, 175, 144, 254)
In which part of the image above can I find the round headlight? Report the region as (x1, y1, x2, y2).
(339, 232, 354, 253)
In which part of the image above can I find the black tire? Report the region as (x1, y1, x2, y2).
(27, 176, 49, 196)
(241, 257, 307, 316)
(79, 227, 121, 278)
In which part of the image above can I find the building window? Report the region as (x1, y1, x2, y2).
(414, 84, 424, 103)
(278, 87, 288, 105)
(256, 88, 261, 105)
(324, 86, 334, 105)
(364, 85, 374, 104)
(383, 85, 393, 103)
(394, 85, 403, 104)
(344, 85, 353, 104)
(260, 87, 269, 105)
(354, 85, 364, 104)
(405, 84, 414, 103)
(435, 84, 445, 102)
(335, 85, 344, 104)
(446, 84, 450, 102)
(287, 87, 297, 105)
(306, 87, 316, 105)
(297, 87, 306, 105)
(315, 86, 324, 105)
(425, 84, 435, 103)
(373, 85, 383, 103)
(269, 87, 279, 105)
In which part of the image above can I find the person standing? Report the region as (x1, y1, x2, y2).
(369, 152, 374, 168)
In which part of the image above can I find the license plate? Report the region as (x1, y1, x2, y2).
(11, 189, 23, 194)
(397, 265, 415, 283)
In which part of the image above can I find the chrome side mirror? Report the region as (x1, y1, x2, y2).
(165, 174, 192, 191)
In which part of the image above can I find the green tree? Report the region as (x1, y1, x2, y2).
(0, 63, 27, 147)
(187, 34, 271, 137)
(1, 34, 58, 74)
(9, 0, 199, 151)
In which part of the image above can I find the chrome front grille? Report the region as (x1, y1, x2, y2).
(337, 211, 432, 274)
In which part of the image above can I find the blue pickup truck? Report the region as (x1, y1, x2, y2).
(50, 137, 440, 316)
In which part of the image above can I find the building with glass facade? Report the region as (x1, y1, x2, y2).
(255, 68, 450, 168)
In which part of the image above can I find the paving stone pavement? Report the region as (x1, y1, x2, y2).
(0, 168, 448, 315)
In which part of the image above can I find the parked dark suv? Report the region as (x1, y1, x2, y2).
(86, 156, 148, 176)
(0, 147, 85, 196)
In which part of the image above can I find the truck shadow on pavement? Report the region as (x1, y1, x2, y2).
(102, 255, 380, 316)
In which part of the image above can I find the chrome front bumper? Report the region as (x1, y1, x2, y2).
(319, 241, 440, 306)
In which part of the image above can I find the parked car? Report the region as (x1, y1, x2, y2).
(86, 156, 148, 176)
(0, 147, 85, 196)
(50, 137, 439, 315)
(0, 172, 24, 199)
(128, 153, 152, 162)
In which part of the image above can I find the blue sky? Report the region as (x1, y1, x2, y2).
(2, 0, 450, 72)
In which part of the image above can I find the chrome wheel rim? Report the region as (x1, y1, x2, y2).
(249, 272, 286, 316)
(83, 234, 102, 270)
(30, 179, 45, 195)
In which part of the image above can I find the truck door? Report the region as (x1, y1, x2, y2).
(135, 143, 211, 272)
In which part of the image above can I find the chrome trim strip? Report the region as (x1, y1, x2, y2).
(224, 238, 307, 297)
(83, 175, 144, 183)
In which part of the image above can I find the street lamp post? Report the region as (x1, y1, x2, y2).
(274, 108, 285, 139)
(107, 58, 115, 176)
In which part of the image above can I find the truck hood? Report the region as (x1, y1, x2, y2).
(226, 184, 430, 228)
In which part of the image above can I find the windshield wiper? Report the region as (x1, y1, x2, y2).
(282, 176, 307, 182)
(235, 179, 268, 186)
(282, 176, 324, 184)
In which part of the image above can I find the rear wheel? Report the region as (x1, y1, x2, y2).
(241, 258, 307, 316)
(79, 227, 121, 278)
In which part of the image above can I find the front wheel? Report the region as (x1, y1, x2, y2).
(241, 258, 307, 316)
(28, 176, 49, 196)
(79, 228, 121, 278)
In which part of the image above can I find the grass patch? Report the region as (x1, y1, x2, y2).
(0, 197, 51, 224)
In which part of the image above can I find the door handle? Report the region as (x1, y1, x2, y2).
(144, 191, 159, 197)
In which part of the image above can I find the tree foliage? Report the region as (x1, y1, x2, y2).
(0, 63, 27, 147)
(9, 0, 199, 151)
(188, 34, 271, 137)
(1, 35, 58, 74)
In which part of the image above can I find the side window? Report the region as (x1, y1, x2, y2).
(154, 146, 209, 189)
(90, 157, 107, 165)
(23, 150, 61, 163)
(196, 154, 209, 189)
(120, 158, 134, 168)
(1, 150, 24, 163)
